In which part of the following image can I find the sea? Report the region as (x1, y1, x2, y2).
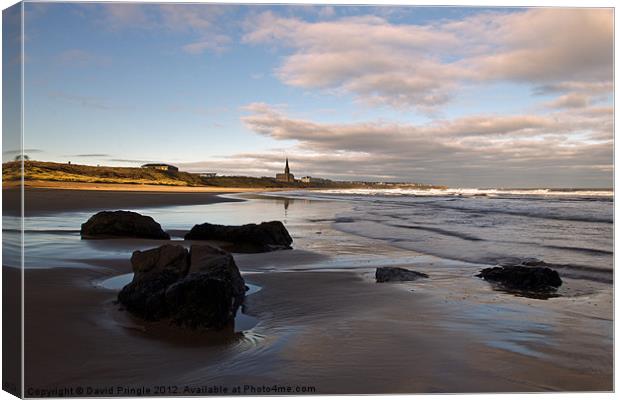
(265, 187, 614, 283)
(3, 187, 613, 287)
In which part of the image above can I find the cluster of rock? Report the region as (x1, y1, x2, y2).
(79, 210, 295, 330)
(118, 244, 247, 330)
(81, 210, 567, 332)
(375, 262, 563, 296)
(80, 210, 293, 253)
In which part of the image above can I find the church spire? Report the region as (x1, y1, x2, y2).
(276, 156, 294, 182)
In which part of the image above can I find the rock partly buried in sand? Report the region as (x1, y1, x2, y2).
(81, 210, 170, 239)
(375, 267, 429, 282)
(184, 221, 293, 252)
(117, 243, 246, 330)
(476, 265, 562, 292)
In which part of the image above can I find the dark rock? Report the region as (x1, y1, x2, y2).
(375, 267, 429, 282)
(131, 244, 190, 282)
(476, 265, 562, 292)
(81, 210, 170, 239)
(117, 243, 246, 330)
(184, 221, 293, 252)
(165, 274, 235, 330)
(118, 245, 189, 320)
(118, 269, 181, 321)
(189, 244, 246, 302)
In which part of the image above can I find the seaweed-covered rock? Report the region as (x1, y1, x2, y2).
(81, 210, 170, 239)
(184, 221, 293, 252)
(376, 267, 429, 282)
(477, 265, 562, 292)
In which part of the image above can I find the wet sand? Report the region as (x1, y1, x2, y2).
(3, 187, 245, 216)
(11, 188, 614, 394)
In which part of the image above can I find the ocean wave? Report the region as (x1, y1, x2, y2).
(316, 188, 613, 197)
(298, 193, 613, 224)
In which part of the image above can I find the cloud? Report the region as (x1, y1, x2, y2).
(68, 154, 111, 158)
(243, 8, 613, 112)
(182, 34, 232, 54)
(48, 91, 116, 110)
(99, 3, 154, 30)
(231, 102, 613, 186)
(3, 149, 43, 155)
(108, 158, 158, 165)
(317, 6, 336, 19)
(91, 3, 233, 54)
(544, 93, 590, 109)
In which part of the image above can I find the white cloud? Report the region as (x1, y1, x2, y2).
(182, 34, 232, 54)
(96, 3, 234, 54)
(243, 8, 613, 112)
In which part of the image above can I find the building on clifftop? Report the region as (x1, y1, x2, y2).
(276, 158, 295, 182)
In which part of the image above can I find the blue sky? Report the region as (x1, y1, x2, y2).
(11, 2, 614, 187)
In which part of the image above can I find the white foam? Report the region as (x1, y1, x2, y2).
(312, 188, 613, 197)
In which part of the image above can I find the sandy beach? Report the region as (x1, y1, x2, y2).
(6, 187, 613, 395)
(3, 186, 246, 217)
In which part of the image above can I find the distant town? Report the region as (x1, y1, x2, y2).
(3, 156, 445, 190)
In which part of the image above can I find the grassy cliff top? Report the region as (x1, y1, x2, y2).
(2, 161, 444, 189)
(3, 161, 205, 186)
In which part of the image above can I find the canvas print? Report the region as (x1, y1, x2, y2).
(1, 1, 614, 397)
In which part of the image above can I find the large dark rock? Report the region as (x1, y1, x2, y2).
(189, 244, 246, 301)
(131, 244, 190, 282)
(81, 210, 170, 239)
(476, 265, 562, 292)
(117, 269, 181, 321)
(376, 267, 429, 282)
(117, 243, 246, 330)
(165, 274, 235, 330)
(184, 221, 293, 252)
(118, 245, 189, 320)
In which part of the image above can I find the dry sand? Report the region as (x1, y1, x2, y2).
(10, 180, 273, 192)
(6, 188, 613, 395)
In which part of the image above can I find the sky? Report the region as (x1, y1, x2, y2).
(7, 2, 614, 187)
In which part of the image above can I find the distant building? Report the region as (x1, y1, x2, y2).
(276, 158, 295, 182)
(141, 163, 179, 172)
(300, 176, 328, 184)
(199, 172, 217, 178)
